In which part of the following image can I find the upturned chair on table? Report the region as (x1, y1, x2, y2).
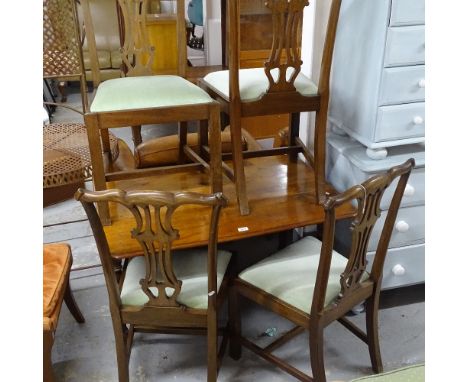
(80, 0, 223, 225)
(199, 0, 343, 215)
(228, 159, 415, 381)
(76, 188, 233, 382)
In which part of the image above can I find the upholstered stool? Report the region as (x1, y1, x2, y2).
(134, 129, 247, 168)
(350, 364, 425, 381)
(43, 243, 84, 382)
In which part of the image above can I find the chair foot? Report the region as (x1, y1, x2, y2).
(366, 296, 383, 373)
(64, 281, 85, 323)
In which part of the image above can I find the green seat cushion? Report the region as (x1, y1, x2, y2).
(203, 67, 318, 102)
(121, 248, 232, 309)
(90, 75, 214, 113)
(239, 236, 368, 313)
(349, 364, 425, 381)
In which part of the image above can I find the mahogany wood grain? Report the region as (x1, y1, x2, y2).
(101, 155, 355, 258)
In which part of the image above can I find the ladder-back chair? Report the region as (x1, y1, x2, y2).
(229, 159, 415, 381)
(199, 0, 343, 215)
(76, 188, 232, 382)
(80, 0, 223, 225)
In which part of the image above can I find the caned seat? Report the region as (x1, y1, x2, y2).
(229, 160, 415, 382)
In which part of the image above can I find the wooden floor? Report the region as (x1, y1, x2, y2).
(102, 143, 355, 258)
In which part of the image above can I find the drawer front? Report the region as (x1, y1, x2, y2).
(380, 166, 425, 210)
(379, 66, 425, 105)
(375, 102, 425, 142)
(367, 243, 425, 289)
(390, 0, 425, 27)
(368, 205, 425, 252)
(385, 26, 425, 67)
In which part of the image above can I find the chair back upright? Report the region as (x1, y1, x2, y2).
(43, 0, 88, 112)
(312, 159, 415, 315)
(76, 189, 227, 314)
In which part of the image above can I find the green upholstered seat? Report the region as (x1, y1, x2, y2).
(203, 67, 318, 103)
(121, 248, 232, 309)
(239, 236, 368, 313)
(349, 364, 425, 381)
(90, 75, 214, 113)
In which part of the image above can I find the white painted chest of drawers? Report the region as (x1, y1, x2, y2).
(328, 0, 425, 158)
(327, 132, 425, 289)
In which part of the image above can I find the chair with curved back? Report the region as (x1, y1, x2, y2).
(199, 0, 343, 215)
(228, 159, 415, 381)
(80, 0, 223, 225)
(76, 188, 232, 382)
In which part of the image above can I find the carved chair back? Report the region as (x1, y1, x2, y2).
(43, 0, 88, 111)
(311, 159, 415, 315)
(228, 0, 342, 102)
(76, 189, 227, 315)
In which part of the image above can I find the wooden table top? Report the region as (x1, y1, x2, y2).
(104, 155, 355, 258)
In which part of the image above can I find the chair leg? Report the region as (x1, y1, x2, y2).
(131, 126, 143, 147)
(288, 112, 300, 162)
(309, 323, 326, 382)
(113, 323, 130, 382)
(228, 285, 242, 360)
(43, 330, 55, 382)
(229, 114, 250, 215)
(178, 121, 188, 164)
(58, 81, 68, 103)
(366, 293, 383, 373)
(207, 312, 218, 382)
(64, 280, 85, 323)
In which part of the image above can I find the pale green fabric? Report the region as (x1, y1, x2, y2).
(90, 75, 213, 112)
(239, 236, 368, 313)
(203, 67, 318, 102)
(349, 364, 425, 381)
(120, 248, 232, 309)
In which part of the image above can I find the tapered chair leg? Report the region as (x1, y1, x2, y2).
(366, 293, 383, 373)
(43, 330, 55, 382)
(113, 323, 130, 382)
(309, 324, 326, 382)
(131, 125, 143, 147)
(207, 312, 218, 382)
(64, 281, 85, 323)
(229, 116, 250, 215)
(228, 286, 242, 360)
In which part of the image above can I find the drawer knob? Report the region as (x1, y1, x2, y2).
(395, 220, 410, 233)
(404, 184, 415, 197)
(392, 264, 406, 276)
(413, 116, 424, 125)
(418, 79, 425, 88)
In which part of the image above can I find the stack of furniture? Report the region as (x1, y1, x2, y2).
(327, 0, 425, 289)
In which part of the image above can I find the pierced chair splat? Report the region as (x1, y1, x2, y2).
(229, 159, 415, 382)
(199, 0, 343, 215)
(76, 188, 232, 382)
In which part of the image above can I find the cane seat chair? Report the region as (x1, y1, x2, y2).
(199, 0, 343, 215)
(229, 159, 415, 382)
(76, 188, 232, 382)
(80, 0, 223, 224)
